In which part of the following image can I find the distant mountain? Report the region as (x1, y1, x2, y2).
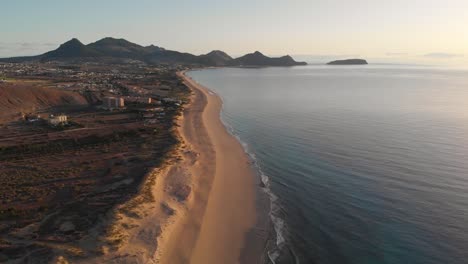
(43, 38, 100, 58)
(198, 50, 233, 66)
(0, 38, 307, 67)
(230, 51, 307, 66)
(327, 59, 368, 65)
(146, 49, 199, 64)
(87, 37, 150, 58)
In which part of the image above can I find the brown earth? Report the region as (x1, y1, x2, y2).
(0, 81, 88, 123)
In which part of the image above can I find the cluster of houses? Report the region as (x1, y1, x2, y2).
(22, 113, 68, 127)
(19, 95, 181, 129)
(101, 95, 180, 110)
(101, 96, 155, 110)
(100, 95, 175, 126)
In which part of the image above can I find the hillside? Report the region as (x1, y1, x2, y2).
(198, 50, 233, 66)
(0, 38, 307, 67)
(229, 51, 307, 66)
(0, 82, 88, 123)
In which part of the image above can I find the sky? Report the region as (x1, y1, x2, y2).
(1, 0, 468, 66)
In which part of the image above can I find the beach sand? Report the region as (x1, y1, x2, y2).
(87, 70, 265, 264)
(160, 71, 259, 264)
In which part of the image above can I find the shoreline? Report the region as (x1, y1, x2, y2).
(172, 70, 265, 263)
(84, 69, 267, 264)
(181, 70, 276, 264)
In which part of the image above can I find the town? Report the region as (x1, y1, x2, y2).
(0, 61, 190, 261)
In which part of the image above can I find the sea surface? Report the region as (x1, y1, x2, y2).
(188, 65, 468, 264)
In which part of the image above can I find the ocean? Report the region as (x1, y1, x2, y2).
(188, 65, 468, 264)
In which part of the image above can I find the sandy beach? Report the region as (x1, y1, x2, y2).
(87, 70, 264, 264)
(161, 71, 259, 263)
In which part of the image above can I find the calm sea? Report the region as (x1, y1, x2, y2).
(188, 65, 468, 264)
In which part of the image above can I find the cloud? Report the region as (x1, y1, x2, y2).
(423, 53, 464, 59)
(17, 42, 33, 47)
(386, 52, 408, 56)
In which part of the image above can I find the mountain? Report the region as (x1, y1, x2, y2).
(43, 38, 100, 58)
(0, 38, 307, 67)
(198, 50, 233, 66)
(87, 37, 149, 58)
(327, 59, 368, 65)
(146, 49, 199, 64)
(230, 51, 307, 66)
(145, 44, 165, 53)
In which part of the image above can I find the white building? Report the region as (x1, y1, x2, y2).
(49, 114, 67, 126)
(103, 96, 125, 110)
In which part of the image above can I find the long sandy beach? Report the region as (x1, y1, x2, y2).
(162, 71, 259, 263)
(86, 70, 263, 264)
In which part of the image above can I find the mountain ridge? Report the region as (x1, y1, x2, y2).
(0, 37, 307, 67)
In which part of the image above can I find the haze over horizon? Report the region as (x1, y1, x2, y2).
(2, 0, 468, 66)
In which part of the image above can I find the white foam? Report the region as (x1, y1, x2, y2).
(216, 102, 290, 264)
(188, 70, 296, 264)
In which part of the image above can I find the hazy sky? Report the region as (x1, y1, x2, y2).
(1, 0, 468, 65)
